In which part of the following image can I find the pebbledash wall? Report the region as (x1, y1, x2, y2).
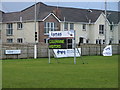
(1, 43, 119, 59)
(2, 21, 39, 44)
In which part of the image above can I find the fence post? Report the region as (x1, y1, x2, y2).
(96, 46, 97, 55)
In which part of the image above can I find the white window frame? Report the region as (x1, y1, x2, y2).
(17, 22, 23, 30)
(6, 23, 13, 36)
(64, 22, 68, 30)
(17, 38, 23, 43)
(99, 25, 104, 35)
(82, 24, 86, 31)
(70, 23, 74, 30)
(7, 38, 13, 43)
(44, 22, 56, 35)
(110, 24, 114, 31)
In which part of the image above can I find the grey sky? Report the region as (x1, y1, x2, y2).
(1, 2, 119, 12)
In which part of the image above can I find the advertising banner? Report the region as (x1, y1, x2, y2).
(103, 45, 112, 56)
(49, 31, 74, 38)
(53, 48, 81, 58)
(5, 50, 21, 55)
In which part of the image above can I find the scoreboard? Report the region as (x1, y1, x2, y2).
(48, 31, 74, 49)
(48, 38, 73, 49)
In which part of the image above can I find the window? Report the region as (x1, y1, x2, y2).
(6, 23, 13, 36)
(99, 39, 101, 44)
(44, 22, 56, 34)
(7, 39, 13, 43)
(82, 24, 86, 30)
(109, 39, 112, 44)
(110, 25, 113, 31)
(64, 23, 68, 30)
(67, 39, 73, 49)
(86, 39, 89, 43)
(79, 37, 83, 43)
(17, 23, 23, 30)
(44, 38, 48, 43)
(103, 40, 105, 44)
(96, 39, 99, 44)
(17, 38, 23, 43)
(96, 39, 102, 44)
(70, 23, 74, 30)
(99, 25, 104, 34)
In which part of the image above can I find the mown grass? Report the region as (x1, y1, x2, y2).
(2, 55, 118, 88)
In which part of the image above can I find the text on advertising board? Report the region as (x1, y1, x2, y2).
(49, 31, 74, 38)
(48, 38, 67, 49)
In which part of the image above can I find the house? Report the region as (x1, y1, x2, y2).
(1, 2, 120, 45)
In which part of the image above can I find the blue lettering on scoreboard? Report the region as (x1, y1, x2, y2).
(51, 32, 62, 37)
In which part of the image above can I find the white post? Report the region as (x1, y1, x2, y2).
(48, 49, 51, 64)
(74, 30, 76, 64)
(34, 0, 37, 59)
(34, 44, 37, 59)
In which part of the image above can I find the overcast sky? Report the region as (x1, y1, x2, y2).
(1, 1, 119, 12)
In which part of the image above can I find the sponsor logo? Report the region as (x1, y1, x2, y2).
(105, 47, 110, 51)
(57, 50, 66, 55)
(51, 32, 62, 37)
(5, 50, 21, 54)
(103, 45, 112, 56)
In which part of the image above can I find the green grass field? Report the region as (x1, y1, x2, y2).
(2, 55, 118, 88)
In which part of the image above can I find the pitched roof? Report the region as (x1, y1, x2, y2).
(2, 2, 120, 24)
(107, 11, 120, 24)
(3, 12, 20, 22)
(0, 10, 4, 22)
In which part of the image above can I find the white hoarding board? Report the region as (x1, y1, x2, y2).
(53, 48, 81, 58)
(103, 45, 112, 56)
(5, 50, 21, 55)
(49, 31, 74, 38)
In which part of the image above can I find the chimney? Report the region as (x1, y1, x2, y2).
(89, 19, 91, 24)
(20, 17, 23, 22)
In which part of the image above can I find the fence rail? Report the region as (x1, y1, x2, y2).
(1, 43, 119, 59)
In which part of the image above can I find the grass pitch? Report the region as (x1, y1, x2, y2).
(2, 55, 118, 88)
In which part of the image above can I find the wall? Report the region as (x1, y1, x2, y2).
(39, 14, 60, 42)
(111, 25, 119, 44)
(75, 23, 89, 44)
(1, 43, 119, 59)
(2, 21, 38, 43)
(91, 13, 107, 44)
(60, 22, 90, 44)
(2, 43, 48, 59)
(118, 22, 120, 43)
(92, 13, 119, 44)
(60, 13, 119, 44)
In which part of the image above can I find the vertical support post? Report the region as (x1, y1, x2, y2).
(34, 44, 37, 59)
(74, 30, 76, 64)
(48, 49, 51, 64)
(100, 43, 102, 55)
(34, 0, 37, 59)
(105, 0, 107, 44)
(47, 38, 51, 64)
